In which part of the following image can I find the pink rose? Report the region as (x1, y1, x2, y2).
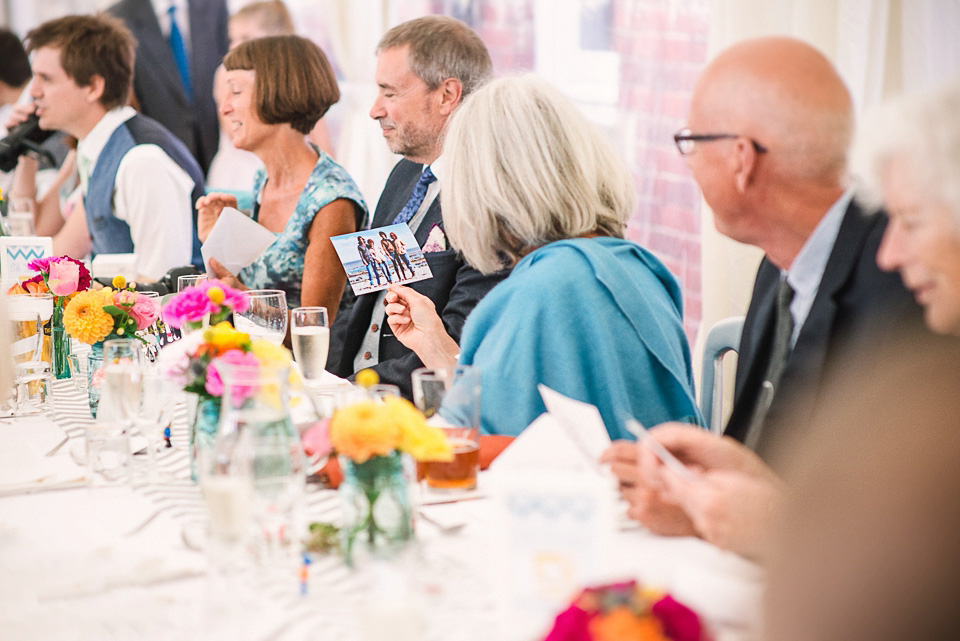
(129, 295, 160, 331)
(205, 349, 260, 401)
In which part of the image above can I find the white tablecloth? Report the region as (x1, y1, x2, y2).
(0, 381, 764, 641)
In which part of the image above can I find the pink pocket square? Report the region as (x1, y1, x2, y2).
(422, 223, 447, 252)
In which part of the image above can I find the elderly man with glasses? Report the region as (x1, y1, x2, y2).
(603, 36, 924, 559)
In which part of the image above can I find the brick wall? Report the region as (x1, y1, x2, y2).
(391, 0, 709, 343)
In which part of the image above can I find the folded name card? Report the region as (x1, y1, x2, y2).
(0, 236, 52, 289)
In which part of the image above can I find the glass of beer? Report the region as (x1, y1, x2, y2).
(412, 365, 482, 491)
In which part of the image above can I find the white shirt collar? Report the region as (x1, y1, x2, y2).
(784, 186, 856, 343)
(76, 106, 137, 170)
(425, 154, 443, 185)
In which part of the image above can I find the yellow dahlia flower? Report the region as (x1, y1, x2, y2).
(386, 396, 453, 462)
(330, 401, 400, 463)
(64, 290, 115, 344)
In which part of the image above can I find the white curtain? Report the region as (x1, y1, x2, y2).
(309, 0, 400, 215)
(696, 0, 960, 414)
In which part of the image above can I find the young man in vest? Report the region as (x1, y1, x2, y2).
(24, 14, 203, 281)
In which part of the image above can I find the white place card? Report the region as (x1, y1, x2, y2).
(0, 236, 52, 290)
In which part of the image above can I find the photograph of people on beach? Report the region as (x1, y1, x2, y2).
(330, 223, 433, 296)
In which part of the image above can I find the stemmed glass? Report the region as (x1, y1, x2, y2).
(135, 367, 176, 482)
(234, 289, 288, 345)
(177, 274, 208, 292)
(291, 306, 329, 384)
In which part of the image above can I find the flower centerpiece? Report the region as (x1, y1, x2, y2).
(544, 580, 711, 641)
(158, 283, 297, 478)
(62, 276, 161, 415)
(330, 394, 453, 565)
(8, 255, 92, 378)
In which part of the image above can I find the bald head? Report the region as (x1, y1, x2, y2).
(692, 37, 853, 184)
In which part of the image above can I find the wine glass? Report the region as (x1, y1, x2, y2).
(135, 367, 176, 482)
(291, 306, 329, 384)
(234, 289, 288, 345)
(177, 274, 208, 292)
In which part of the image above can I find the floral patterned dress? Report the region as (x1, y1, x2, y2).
(239, 147, 368, 308)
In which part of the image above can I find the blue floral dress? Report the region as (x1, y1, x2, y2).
(239, 147, 368, 308)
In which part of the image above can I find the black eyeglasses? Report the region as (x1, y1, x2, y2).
(673, 128, 768, 156)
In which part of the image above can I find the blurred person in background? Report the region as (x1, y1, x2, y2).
(108, 0, 228, 174)
(384, 75, 702, 440)
(195, 35, 366, 317)
(14, 14, 204, 280)
(206, 0, 336, 194)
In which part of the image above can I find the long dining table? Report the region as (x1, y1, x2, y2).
(0, 377, 766, 641)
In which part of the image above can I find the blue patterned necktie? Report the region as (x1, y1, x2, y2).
(168, 5, 193, 102)
(392, 166, 437, 225)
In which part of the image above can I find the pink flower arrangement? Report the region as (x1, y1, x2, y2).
(544, 580, 710, 641)
(162, 280, 250, 329)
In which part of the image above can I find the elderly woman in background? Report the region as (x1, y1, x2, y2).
(601, 78, 960, 561)
(385, 74, 702, 441)
(196, 35, 366, 317)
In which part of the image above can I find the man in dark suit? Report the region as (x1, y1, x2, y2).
(602, 36, 922, 554)
(327, 16, 508, 398)
(677, 37, 920, 462)
(108, 0, 228, 174)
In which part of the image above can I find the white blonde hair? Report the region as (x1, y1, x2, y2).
(441, 74, 636, 274)
(853, 78, 960, 226)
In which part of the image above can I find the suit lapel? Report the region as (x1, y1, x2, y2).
(726, 260, 779, 437)
(776, 200, 871, 397)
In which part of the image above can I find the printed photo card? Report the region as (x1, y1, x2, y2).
(331, 223, 433, 296)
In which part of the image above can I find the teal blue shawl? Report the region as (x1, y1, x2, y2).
(457, 237, 703, 440)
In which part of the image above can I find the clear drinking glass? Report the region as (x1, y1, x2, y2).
(234, 289, 288, 345)
(291, 306, 329, 383)
(217, 361, 304, 563)
(177, 274, 208, 292)
(99, 338, 143, 426)
(7, 197, 36, 236)
(134, 368, 176, 482)
(411, 366, 482, 491)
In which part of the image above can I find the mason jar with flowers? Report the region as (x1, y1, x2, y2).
(330, 396, 453, 566)
(8, 255, 93, 379)
(62, 276, 160, 415)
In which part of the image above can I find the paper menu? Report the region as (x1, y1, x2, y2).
(537, 384, 612, 462)
(200, 206, 276, 276)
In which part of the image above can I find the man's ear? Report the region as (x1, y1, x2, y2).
(85, 74, 106, 104)
(437, 78, 463, 116)
(733, 137, 759, 193)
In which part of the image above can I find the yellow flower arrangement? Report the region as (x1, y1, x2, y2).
(63, 289, 115, 344)
(330, 396, 453, 464)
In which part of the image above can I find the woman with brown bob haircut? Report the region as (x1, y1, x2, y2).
(197, 35, 367, 326)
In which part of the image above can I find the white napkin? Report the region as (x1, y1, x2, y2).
(0, 418, 82, 489)
(200, 206, 276, 275)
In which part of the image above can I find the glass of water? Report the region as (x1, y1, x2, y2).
(234, 290, 288, 345)
(291, 307, 329, 383)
